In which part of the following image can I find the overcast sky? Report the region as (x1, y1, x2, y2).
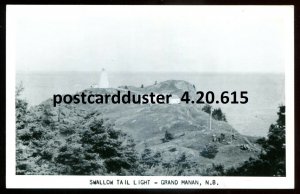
(9, 5, 292, 73)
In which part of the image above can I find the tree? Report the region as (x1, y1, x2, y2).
(141, 145, 153, 166)
(141, 144, 158, 167)
(16, 83, 31, 174)
(41, 104, 56, 129)
(81, 118, 140, 175)
(55, 135, 104, 175)
(141, 84, 144, 88)
(141, 143, 162, 168)
(259, 105, 285, 175)
(212, 108, 227, 122)
(119, 138, 142, 175)
(176, 153, 191, 175)
(16, 104, 141, 175)
(16, 82, 28, 130)
(202, 105, 227, 122)
(226, 105, 286, 176)
(202, 104, 212, 114)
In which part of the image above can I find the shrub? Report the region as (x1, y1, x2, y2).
(141, 144, 162, 167)
(202, 105, 227, 122)
(162, 130, 174, 143)
(212, 108, 227, 122)
(203, 163, 225, 176)
(202, 104, 212, 114)
(200, 144, 218, 159)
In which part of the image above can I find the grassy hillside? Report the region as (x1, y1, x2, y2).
(32, 80, 260, 174)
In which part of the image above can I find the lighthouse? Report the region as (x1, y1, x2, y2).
(99, 68, 109, 88)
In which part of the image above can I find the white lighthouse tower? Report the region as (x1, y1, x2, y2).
(99, 68, 109, 88)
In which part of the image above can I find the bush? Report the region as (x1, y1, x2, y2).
(202, 104, 212, 114)
(162, 130, 174, 143)
(176, 153, 191, 175)
(202, 105, 227, 122)
(212, 108, 227, 122)
(201, 163, 225, 176)
(200, 144, 218, 159)
(141, 145, 162, 167)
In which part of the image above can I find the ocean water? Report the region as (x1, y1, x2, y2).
(16, 72, 285, 137)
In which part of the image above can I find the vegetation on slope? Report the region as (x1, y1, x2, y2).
(15, 81, 285, 176)
(224, 105, 286, 176)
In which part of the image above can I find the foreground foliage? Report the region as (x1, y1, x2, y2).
(225, 105, 286, 176)
(16, 84, 285, 176)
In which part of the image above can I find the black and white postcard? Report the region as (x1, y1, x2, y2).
(6, 5, 294, 189)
